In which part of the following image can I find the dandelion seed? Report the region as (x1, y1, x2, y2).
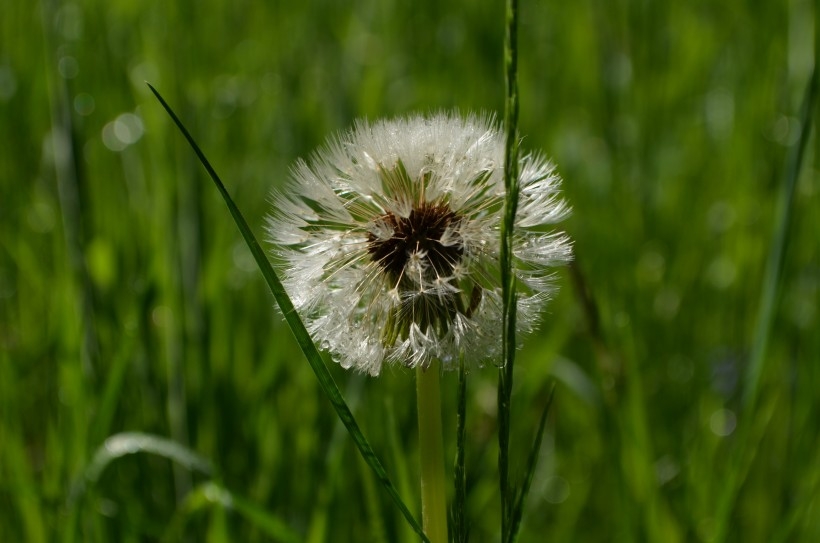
(267, 113, 571, 376)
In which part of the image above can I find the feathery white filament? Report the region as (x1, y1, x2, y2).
(267, 113, 571, 375)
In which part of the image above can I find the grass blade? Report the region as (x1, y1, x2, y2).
(498, 0, 520, 537)
(306, 375, 364, 543)
(164, 481, 302, 543)
(743, 66, 817, 411)
(713, 67, 817, 543)
(358, 450, 390, 543)
(146, 83, 428, 542)
(452, 357, 468, 543)
(69, 433, 212, 541)
(2, 402, 46, 543)
(74, 432, 213, 498)
(90, 338, 135, 445)
(507, 384, 555, 543)
(385, 397, 417, 543)
(769, 436, 820, 543)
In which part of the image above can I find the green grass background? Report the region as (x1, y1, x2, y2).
(1, 0, 818, 541)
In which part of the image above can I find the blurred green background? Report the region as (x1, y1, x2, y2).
(1, 0, 818, 541)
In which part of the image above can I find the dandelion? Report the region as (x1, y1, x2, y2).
(267, 112, 571, 376)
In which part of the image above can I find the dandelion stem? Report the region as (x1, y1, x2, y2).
(417, 362, 448, 543)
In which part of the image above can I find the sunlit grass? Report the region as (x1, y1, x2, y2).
(1, 0, 818, 541)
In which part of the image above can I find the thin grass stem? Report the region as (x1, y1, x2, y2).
(499, 0, 520, 538)
(452, 356, 468, 543)
(507, 384, 555, 543)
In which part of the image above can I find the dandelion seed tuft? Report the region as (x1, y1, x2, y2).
(267, 113, 571, 376)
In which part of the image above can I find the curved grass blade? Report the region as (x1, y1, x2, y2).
(164, 481, 302, 543)
(507, 384, 555, 543)
(499, 0, 520, 537)
(146, 83, 428, 542)
(71, 432, 213, 502)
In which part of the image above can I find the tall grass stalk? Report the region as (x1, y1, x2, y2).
(498, 0, 520, 538)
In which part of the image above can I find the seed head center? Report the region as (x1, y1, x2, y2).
(367, 202, 462, 282)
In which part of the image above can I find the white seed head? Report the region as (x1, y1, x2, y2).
(266, 112, 571, 375)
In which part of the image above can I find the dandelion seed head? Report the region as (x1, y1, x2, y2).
(267, 112, 571, 375)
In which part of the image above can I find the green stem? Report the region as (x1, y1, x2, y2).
(417, 362, 448, 543)
(147, 84, 428, 542)
(452, 356, 467, 543)
(499, 0, 520, 537)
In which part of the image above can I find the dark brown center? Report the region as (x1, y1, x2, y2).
(367, 202, 463, 282)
